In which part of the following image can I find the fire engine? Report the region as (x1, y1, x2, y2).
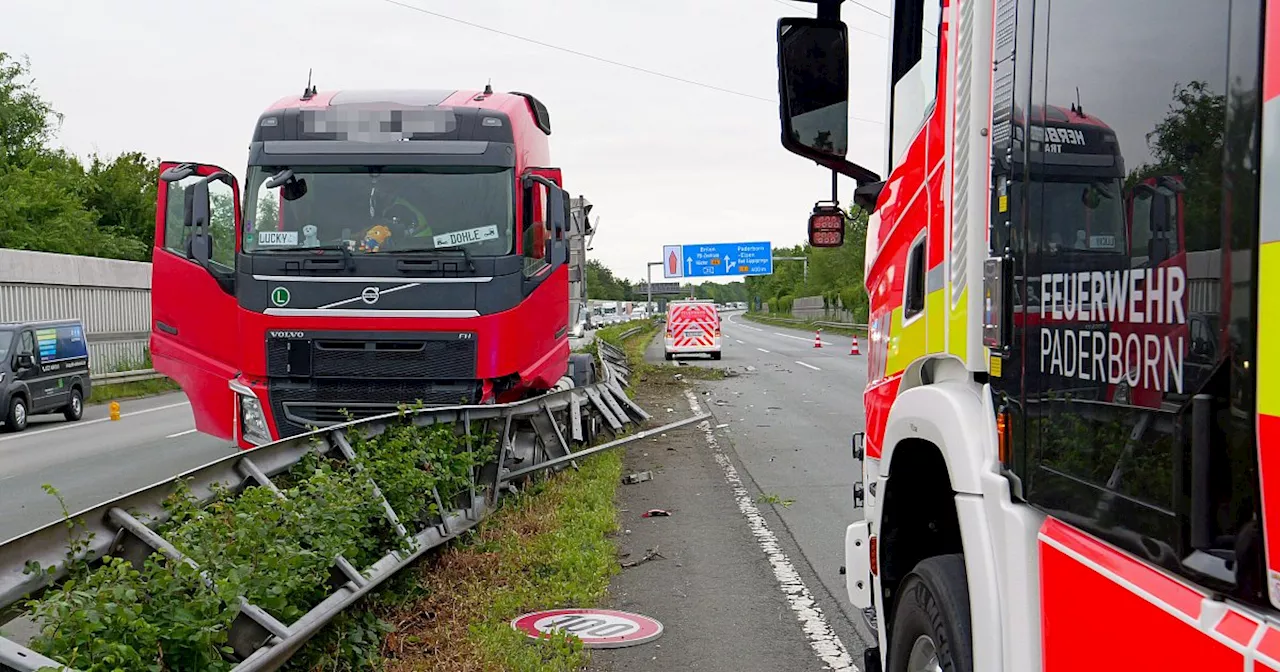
(776, 0, 1278, 670)
(150, 86, 595, 449)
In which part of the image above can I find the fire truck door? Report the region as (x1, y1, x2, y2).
(150, 162, 241, 441)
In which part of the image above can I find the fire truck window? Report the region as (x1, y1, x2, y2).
(1010, 0, 1266, 607)
(889, 0, 941, 164)
(903, 236, 926, 319)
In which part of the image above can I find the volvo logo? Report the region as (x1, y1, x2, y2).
(361, 286, 380, 305)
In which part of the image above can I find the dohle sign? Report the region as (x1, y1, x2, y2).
(511, 608, 664, 649)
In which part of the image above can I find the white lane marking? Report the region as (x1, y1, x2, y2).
(728, 315, 764, 332)
(773, 331, 830, 346)
(0, 401, 191, 444)
(735, 339, 746, 344)
(166, 429, 198, 438)
(795, 360, 822, 371)
(684, 389, 856, 671)
(756, 347, 771, 353)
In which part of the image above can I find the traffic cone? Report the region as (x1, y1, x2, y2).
(813, 328, 823, 348)
(849, 334, 861, 355)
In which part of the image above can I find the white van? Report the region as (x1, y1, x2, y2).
(664, 300, 722, 360)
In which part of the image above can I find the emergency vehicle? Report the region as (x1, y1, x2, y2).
(149, 87, 591, 449)
(776, 0, 1278, 670)
(664, 299, 722, 360)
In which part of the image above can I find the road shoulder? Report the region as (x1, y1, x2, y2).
(590, 363, 858, 672)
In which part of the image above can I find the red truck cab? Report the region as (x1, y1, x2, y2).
(151, 88, 572, 448)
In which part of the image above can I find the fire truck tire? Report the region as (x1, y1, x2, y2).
(886, 553, 973, 672)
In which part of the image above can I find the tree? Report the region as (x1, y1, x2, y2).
(0, 52, 157, 261)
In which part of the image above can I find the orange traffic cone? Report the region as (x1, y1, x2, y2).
(813, 328, 823, 348)
(849, 334, 861, 355)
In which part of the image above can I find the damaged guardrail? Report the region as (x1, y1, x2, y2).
(0, 339, 708, 672)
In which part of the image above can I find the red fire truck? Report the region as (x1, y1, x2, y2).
(776, 0, 1279, 670)
(151, 87, 590, 449)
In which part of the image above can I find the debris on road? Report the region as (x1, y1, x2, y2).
(642, 509, 672, 518)
(623, 471, 654, 485)
(620, 546, 665, 568)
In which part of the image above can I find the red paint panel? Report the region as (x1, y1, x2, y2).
(1040, 537, 1241, 672)
(1260, 623, 1280, 660)
(1216, 610, 1259, 646)
(1041, 517, 1204, 618)
(1255, 664, 1280, 672)
(1267, 0, 1280, 102)
(1260, 413, 1280, 584)
(864, 374, 902, 460)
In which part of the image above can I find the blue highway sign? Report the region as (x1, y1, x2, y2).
(662, 241, 772, 278)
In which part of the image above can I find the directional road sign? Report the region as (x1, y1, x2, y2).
(661, 241, 772, 279)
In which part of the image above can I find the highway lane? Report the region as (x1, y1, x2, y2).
(647, 312, 870, 633)
(0, 393, 236, 542)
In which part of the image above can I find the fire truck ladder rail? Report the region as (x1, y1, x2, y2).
(0, 344, 692, 672)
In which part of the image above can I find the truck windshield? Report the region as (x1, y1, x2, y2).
(1017, 178, 1127, 255)
(242, 166, 515, 256)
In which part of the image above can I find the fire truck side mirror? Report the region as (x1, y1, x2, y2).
(776, 17, 881, 185)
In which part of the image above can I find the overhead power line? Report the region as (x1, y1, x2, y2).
(377, 0, 884, 124)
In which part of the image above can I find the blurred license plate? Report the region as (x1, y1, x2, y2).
(685, 327, 704, 336)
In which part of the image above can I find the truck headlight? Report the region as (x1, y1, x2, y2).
(239, 394, 271, 445)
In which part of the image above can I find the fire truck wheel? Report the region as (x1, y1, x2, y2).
(887, 553, 973, 672)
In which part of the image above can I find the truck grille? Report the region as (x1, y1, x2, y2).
(267, 335, 477, 380)
(268, 379, 483, 437)
(264, 331, 481, 438)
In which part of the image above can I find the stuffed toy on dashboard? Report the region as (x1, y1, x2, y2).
(359, 225, 392, 252)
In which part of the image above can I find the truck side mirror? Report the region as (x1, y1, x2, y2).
(777, 17, 881, 185)
(16, 353, 34, 369)
(183, 180, 212, 266)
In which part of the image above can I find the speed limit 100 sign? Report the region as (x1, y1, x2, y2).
(511, 608, 664, 649)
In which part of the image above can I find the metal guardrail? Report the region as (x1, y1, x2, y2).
(90, 368, 166, 385)
(743, 314, 866, 330)
(0, 340, 709, 672)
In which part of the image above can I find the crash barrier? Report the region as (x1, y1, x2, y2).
(89, 369, 166, 386)
(748, 314, 866, 331)
(0, 338, 708, 672)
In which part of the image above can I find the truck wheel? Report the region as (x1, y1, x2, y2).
(887, 553, 973, 672)
(63, 388, 84, 421)
(710, 351, 722, 361)
(569, 353, 597, 387)
(5, 396, 29, 432)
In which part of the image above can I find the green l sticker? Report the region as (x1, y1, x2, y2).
(271, 287, 291, 307)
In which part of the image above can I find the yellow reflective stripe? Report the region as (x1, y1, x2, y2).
(1259, 240, 1280, 417)
(948, 285, 969, 363)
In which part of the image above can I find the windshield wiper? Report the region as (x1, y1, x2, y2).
(258, 244, 354, 270)
(395, 246, 477, 272)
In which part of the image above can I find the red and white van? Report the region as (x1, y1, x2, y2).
(664, 300, 721, 361)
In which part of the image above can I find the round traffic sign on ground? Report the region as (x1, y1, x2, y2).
(511, 608, 663, 649)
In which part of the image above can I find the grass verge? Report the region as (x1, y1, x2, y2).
(377, 451, 623, 671)
(87, 377, 181, 404)
(286, 323, 650, 671)
(598, 319, 725, 383)
(742, 312, 867, 338)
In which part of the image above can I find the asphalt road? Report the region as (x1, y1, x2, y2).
(646, 312, 871, 634)
(0, 392, 236, 542)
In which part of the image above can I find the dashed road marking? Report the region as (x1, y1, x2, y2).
(735, 339, 746, 344)
(795, 360, 822, 371)
(0, 401, 191, 444)
(684, 389, 856, 671)
(166, 429, 198, 438)
(773, 331, 829, 346)
(757, 347, 771, 354)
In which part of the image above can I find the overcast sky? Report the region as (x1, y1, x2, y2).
(1, 0, 891, 282)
